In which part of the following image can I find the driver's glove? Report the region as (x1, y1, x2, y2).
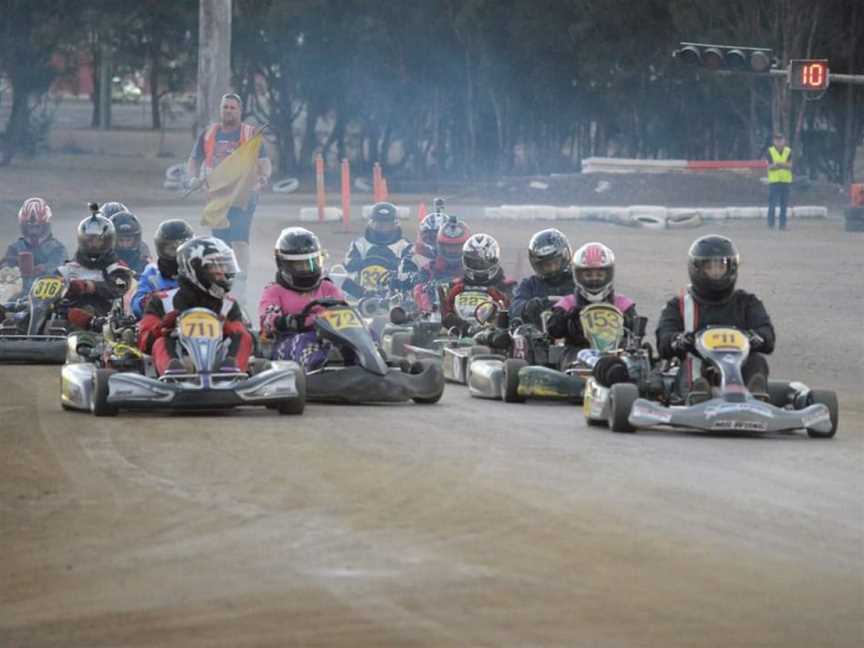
(746, 330, 765, 351)
(183, 176, 203, 191)
(90, 316, 108, 332)
(275, 314, 301, 333)
(670, 331, 695, 354)
(522, 297, 546, 323)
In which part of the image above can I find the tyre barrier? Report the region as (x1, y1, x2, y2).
(165, 163, 186, 181)
(299, 207, 342, 222)
(272, 178, 300, 194)
(666, 209, 704, 230)
(361, 205, 412, 219)
(629, 206, 667, 230)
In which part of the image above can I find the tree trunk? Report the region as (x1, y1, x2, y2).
(842, 0, 860, 183)
(149, 33, 162, 130)
(196, 0, 232, 134)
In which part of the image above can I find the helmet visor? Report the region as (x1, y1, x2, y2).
(575, 267, 612, 291)
(464, 255, 494, 272)
(536, 257, 564, 278)
(202, 251, 240, 278)
(22, 222, 49, 239)
(80, 235, 112, 256)
(116, 235, 139, 250)
(283, 255, 322, 276)
(157, 238, 184, 260)
(694, 257, 734, 281)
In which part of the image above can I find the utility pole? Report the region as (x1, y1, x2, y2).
(98, 33, 112, 130)
(195, 0, 232, 135)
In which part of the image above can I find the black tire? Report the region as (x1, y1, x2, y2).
(807, 389, 839, 439)
(412, 360, 445, 404)
(766, 380, 792, 407)
(608, 383, 639, 433)
(92, 368, 118, 417)
(502, 359, 527, 403)
(278, 369, 306, 415)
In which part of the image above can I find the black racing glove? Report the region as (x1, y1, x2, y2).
(566, 313, 584, 340)
(670, 331, 695, 354)
(522, 297, 547, 323)
(746, 330, 765, 351)
(275, 314, 301, 333)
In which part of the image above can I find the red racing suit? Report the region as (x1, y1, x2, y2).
(138, 279, 252, 375)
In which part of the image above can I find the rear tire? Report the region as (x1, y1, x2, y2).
(766, 380, 792, 407)
(608, 383, 639, 433)
(807, 389, 838, 439)
(502, 359, 527, 403)
(412, 360, 445, 404)
(278, 369, 306, 415)
(92, 369, 118, 417)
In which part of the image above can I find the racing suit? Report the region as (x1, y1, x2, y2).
(258, 276, 346, 371)
(1, 235, 68, 295)
(56, 252, 133, 331)
(410, 256, 464, 312)
(440, 270, 515, 334)
(655, 287, 774, 391)
(138, 278, 252, 374)
(130, 260, 178, 318)
(342, 232, 412, 298)
(546, 292, 637, 369)
(510, 274, 576, 326)
(117, 241, 153, 276)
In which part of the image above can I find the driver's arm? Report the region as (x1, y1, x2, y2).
(344, 240, 365, 273)
(744, 295, 775, 354)
(655, 297, 684, 359)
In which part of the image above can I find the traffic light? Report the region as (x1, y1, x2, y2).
(674, 42, 773, 73)
(789, 59, 830, 91)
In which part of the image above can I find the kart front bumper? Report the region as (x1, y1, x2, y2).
(306, 362, 444, 403)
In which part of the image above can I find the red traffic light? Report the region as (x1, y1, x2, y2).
(789, 59, 829, 91)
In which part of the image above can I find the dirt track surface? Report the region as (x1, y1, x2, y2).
(2, 208, 863, 647)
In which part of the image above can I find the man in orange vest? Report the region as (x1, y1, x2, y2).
(187, 92, 271, 280)
(766, 132, 793, 230)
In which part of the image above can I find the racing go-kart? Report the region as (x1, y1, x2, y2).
(0, 274, 70, 363)
(300, 298, 445, 404)
(61, 307, 306, 416)
(621, 327, 839, 437)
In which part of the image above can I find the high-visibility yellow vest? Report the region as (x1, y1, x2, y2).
(768, 146, 792, 183)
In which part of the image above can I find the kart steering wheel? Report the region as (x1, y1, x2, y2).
(298, 298, 350, 322)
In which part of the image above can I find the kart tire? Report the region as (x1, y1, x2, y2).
(502, 359, 527, 403)
(411, 359, 445, 404)
(92, 368, 118, 417)
(766, 380, 792, 407)
(608, 383, 639, 433)
(278, 369, 306, 415)
(807, 389, 838, 439)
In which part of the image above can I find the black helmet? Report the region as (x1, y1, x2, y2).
(109, 210, 143, 252)
(275, 227, 324, 291)
(154, 219, 194, 260)
(528, 228, 572, 283)
(365, 201, 402, 245)
(176, 236, 239, 299)
(688, 235, 739, 303)
(99, 201, 130, 221)
(76, 213, 116, 266)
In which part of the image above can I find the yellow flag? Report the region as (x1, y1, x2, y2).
(201, 132, 263, 229)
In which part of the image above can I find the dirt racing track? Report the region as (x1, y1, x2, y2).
(1, 211, 862, 647)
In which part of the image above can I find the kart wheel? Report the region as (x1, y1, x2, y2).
(412, 360, 445, 404)
(502, 359, 527, 403)
(92, 369, 118, 417)
(278, 370, 306, 415)
(807, 390, 838, 439)
(767, 380, 792, 407)
(608, 383, 639, 433)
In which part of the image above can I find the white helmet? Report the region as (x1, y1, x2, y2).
(573, 242, 615, 303)
(462, 233, 500, 284)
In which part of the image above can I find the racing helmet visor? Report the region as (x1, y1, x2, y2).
(575, 267, 613, 291)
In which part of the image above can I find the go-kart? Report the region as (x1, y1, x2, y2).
(0, 274, 70, 363)
(623, 327, 838, 437)
(298, 298, 445, 404)
(61, 307, 306, 416)
(580, 306, 660, 427)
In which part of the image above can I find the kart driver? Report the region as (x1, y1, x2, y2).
(510, 228, 575, 326)
(108, 209, 152, 275)
(130, 219, 195, 318)
(1, 197, 68, 295)
(258, 227, 348, 371)
(342, 201, 412, 298)
(138, 236, 252, 375)
(655, 234, 775, 400)
(411, 214, 472, 312)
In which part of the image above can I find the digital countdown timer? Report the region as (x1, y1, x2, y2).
(789, 59, 830, 91)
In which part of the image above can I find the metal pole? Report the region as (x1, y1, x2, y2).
(196, 0, 232, 135)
